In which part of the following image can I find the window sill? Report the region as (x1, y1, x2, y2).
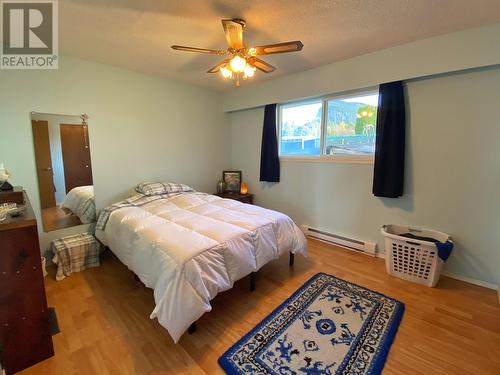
(279, 155, 374, 165)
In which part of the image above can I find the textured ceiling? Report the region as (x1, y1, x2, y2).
(60, 0, 500, 91)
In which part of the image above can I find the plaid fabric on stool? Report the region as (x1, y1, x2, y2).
(51, 233, 102, 281)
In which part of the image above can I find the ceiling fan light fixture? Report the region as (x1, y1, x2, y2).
(171, 18, 303, 86)
(229, 55, 247, 73)
(243, 65, 256, 78)
(220, 66, 233, 79)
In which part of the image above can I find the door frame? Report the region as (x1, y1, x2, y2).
(31, 120, 56, 209)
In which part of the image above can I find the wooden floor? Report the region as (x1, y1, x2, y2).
(42, 206, 82, 232)
(21, 239, 500, 375)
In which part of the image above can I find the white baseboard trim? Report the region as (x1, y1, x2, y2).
(438, 271, 498, 290)
(374, 251, 498, 292)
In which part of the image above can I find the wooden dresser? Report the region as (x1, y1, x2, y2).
(0, 192, 54, 374)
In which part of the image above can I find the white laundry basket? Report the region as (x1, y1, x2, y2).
(381, 224, 451, 287)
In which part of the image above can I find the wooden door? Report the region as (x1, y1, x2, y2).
(31, 120, 56, 209)
(60, 124, 93, 193)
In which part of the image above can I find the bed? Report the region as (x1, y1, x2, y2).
(95, 187, 307, 343)
(60, 185, 96, 224)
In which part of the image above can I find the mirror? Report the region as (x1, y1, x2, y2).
(31, 112, 96, 232)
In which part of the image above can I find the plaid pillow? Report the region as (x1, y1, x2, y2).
(135, 182, 195, 196)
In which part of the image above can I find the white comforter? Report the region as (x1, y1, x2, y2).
(61, 185, 96, 224)
(95, 192, 307, 342)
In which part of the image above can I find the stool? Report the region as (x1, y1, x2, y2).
(51, 233, 102, 281)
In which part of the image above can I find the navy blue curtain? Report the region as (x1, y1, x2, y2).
(260, 104, 280, 182)
(373, 81, 406, 198)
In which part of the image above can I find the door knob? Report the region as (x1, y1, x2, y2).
(42, 167, 52, 171)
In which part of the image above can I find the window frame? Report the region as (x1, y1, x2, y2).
(277, 98, 323, 159)
(278, 88, 379, 164)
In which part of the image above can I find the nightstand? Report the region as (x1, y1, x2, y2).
(214, 192, 254, 204)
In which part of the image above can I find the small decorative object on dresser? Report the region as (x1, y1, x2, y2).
(0, 163, 13, 191)
(222, 170, 242, 193)
(0, 191, 54, 374)
(215, 191, 254, 204)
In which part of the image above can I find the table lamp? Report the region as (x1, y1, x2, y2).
(240, 182, 248, 195)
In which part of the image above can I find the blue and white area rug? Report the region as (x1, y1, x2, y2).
(219, 273, 404, 375)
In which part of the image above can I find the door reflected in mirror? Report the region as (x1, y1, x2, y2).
(31, 113, 96, 232)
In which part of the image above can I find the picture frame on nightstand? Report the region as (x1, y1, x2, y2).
(222, 170, 242, 193)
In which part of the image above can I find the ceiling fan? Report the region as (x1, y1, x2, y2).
(171, 18, 304, 86)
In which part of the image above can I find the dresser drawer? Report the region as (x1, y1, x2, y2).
(0, 192, 54, 374)
(0, 272, 48, 323)
(0, 225, 41, 267)
(0, 220, 54, 374)
(0, 306, 53, 374)
(0, 226, 43, 298)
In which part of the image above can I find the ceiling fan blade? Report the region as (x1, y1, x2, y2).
(221, 19, 244, 49)
(249, 57, 276, 73)
(207, 58, 230, 73)
(171, 45, 226, 55)
(251, 41, 304, 55)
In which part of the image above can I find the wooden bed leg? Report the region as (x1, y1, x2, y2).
(250, 272, 256, 292)
(188, 322, 197, 334)
(289, 253, 295, 267)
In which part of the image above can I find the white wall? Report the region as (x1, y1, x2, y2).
(31, 113, 81, 204)
(223, 23, 500, 112)
(229, 67, 500, 286)
(0, 56, 230, 249)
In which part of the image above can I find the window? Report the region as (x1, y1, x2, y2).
(279, 90, 379, 162)
(279, 101, 322, 156)
(325, 93, 378, 156)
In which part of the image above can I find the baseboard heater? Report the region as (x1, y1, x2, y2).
(301, 225, 376, 257)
